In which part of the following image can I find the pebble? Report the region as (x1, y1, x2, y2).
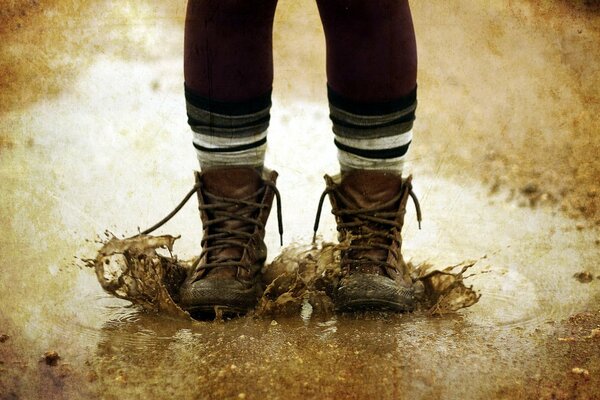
(571, 367, 590, 379)
(0, 334, 9, 343)
(270, 320, 278, 326)
(43, 351, 60, 366)
(558, 337, 576, 342)
(521, 183, 539, 195)
(573, 271, 594, 283)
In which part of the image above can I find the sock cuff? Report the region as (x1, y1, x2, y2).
(328, 85, 417, 141)
(184, 83, 272, 116)
(328, 86, 416, 173)
(185, 84, 272, 138)
(327, 85, 417, 117)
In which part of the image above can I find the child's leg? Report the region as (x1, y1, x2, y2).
(316, 0, 417, 172)
(184, 0, 278, 170)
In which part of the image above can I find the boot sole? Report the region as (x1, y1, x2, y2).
(335, 273, 416, 312)
(179, 281, 261, 316)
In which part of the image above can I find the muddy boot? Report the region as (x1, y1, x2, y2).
(314, 170, 422, 312)
(179, 166, 282, 314)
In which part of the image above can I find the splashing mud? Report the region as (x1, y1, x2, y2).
(93, 234, 189, 318)
(91, 234, 480, 319)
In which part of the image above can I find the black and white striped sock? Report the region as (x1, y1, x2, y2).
(185, 85, 271, 170)
(328, 86, 417, 173)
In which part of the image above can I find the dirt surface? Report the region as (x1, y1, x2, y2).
(1, 0, 599, 399)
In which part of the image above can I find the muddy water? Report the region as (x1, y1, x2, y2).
(92, 234, 481, 318)
(1, 0, 600, 399)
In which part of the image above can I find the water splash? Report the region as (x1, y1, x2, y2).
(90, 235, 481, 319)
(92, 234, 189, 319)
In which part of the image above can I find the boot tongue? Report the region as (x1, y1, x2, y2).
(338, 170, 404, 275)
(339, 170, 403, 209)
(200, 167, 264, 274)
(201, 167, 263, 200)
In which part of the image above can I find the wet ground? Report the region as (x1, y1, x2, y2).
(1, 0, 599, 399)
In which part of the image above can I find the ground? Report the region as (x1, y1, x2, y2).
(0, 0, 599, 399)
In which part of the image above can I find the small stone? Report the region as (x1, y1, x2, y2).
(521, 183, 539, 195)
(238, 393, 246, 399)
(0, 334, 9, 343)
(573, 272, 594, 283)
(558, 337, 576, 342)
(571, 367, 590, 378)
(43, 351, 61, 366)
(588, 328, 600, 339)
(270, 320, 278, 326)
(575, 223, 585, 231)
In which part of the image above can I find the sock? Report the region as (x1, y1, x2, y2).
(185, 86, 270, 170)
(328, 86, 417, 174)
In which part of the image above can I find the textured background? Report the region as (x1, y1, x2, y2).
(1, 1, 599, 398)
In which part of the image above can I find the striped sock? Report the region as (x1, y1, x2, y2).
(328, 86, 417, 174)
(185, 85, 271, 170)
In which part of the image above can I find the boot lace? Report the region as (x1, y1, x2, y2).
(132, 181, 283, 274)
(312, 185, 421, 271)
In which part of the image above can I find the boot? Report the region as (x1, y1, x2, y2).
(314, 170, 421, 312)
(179, 166, 282, 314)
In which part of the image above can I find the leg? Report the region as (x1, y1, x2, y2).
(316, 0, 417, 172)
(184, 0, 278, 169)
(180, 0, 281, 315)
(315, 0, 422, 311)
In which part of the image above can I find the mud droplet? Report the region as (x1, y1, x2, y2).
(573, 271, 594, 283)
(42, 351, 60, 366)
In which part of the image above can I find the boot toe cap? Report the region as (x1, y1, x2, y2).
(335, 273, 416, 312)
(179, 278, 260, 312)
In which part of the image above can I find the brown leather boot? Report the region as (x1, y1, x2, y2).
(314, 170, 422, 312)
(179, 166, 282, 314)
